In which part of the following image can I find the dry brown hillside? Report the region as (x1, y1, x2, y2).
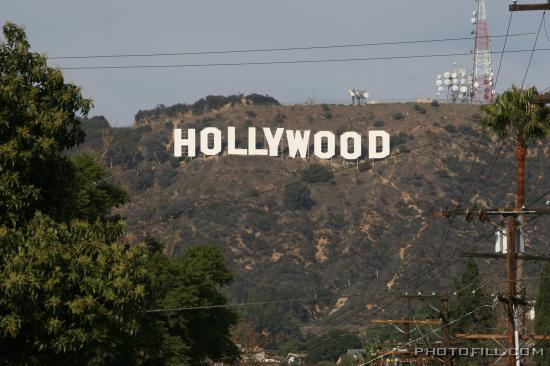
(76, 100, 550, 343)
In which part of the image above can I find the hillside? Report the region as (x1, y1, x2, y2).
(76, 99, 550, 345)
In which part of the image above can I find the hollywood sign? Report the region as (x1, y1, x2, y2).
(173, 127, 390, 160)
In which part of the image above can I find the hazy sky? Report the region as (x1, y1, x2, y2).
(2, 0, 549, 126)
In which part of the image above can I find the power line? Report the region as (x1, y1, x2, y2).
(47, 33, 534, 60)
(360, 304, 494, 365)
(144, 293, 363, 313)
(494, 12, 514, 91)
(522, 12, 546, 88)
(544, 15, 550, 43)
(314, 231, 494, 332)
(322, 130, 502, 331)
(56, 48, 550, 71)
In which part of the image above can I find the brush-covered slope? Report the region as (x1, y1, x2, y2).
(76, 100, 550, 342)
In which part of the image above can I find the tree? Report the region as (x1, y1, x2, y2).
(283, 183, 313, 210)
(140, 243, 240, 365)
(304, 329, 362, 364)
(0, 214, 151, 366)
(70, 155, 129, 221)
(481, 86, 550, 208)
(301, 164, 333, 184)
(0, 22, 93, 226)
(534, 262, 550, 365)
(451, 259, 493, 335)
(0, 23, 240, 366)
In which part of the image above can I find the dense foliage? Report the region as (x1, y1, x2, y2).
(303, 329, 361, 364)
(450, 259, 493, 335)
(283, 183, 313, 210)
(0, 216, 150, 365)
(301, 164, 333, 183)
(135, 93, 280, 121)
(142, 242, 240, 365)
(0, 22, 239, 365)
(0, 23, 93, 226)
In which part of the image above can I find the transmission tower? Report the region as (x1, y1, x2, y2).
(471, 0, 495, 103)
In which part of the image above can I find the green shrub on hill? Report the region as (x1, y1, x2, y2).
(283, 183, 313, 210)
(301, 164, 333, 183)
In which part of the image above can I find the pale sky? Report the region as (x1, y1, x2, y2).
(2, 0, 549, 125)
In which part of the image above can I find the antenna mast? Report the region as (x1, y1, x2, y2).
(472, 0, 494, 103)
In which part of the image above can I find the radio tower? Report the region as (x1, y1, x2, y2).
(472, 0, 494, 103)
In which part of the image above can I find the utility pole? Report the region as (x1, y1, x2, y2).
(433, 207, 550, 366)
(506, 214, 518, 366)
(506, 0, 550, 340)
(509, 1, 550, 12)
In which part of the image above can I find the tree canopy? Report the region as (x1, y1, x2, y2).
(0, 22, 240, 365)
(481, 85, 550, 145)
(451, 258, 493, 335)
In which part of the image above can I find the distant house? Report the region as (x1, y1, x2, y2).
(285, 353, 306, 365)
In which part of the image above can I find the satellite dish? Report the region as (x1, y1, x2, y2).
(453, 78, 460, 85)
(437, 86, 445, 92)
(471, 17, 477, 24)
(436, 80, 443, 86)
(451, 72, 458, 79)
(474, 81, 480, 88)
(460, 85, 468, 93)
(452, 85, 459, 92)
(460, 78, 467, 85)
(362, 91, 369, 99)
(348, 89, 355, 97)
(444, 72, 451, 79)
(458, 93, 464, 99)
(437, 74, 442, 80)
(444, 79, 452, 86)
(473, 10, 477, 16)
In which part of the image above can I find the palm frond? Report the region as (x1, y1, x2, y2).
(481, 85, 550, 144)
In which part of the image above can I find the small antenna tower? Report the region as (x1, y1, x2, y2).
(471, 0, 495, 103)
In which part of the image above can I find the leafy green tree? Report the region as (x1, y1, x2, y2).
(0, 22, 92, 226)
(534, 262, 550, 365)
(0, 214, 151, 366)
(71, 155, 129, 221)
(481, 86, 550, 208)
(141, 242, 240, 365)
(304, 329, 361, 364)
(451, 259, 493, 335)
(0, 23, 240, 366)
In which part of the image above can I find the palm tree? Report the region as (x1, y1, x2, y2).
(481, 85, 550, 208)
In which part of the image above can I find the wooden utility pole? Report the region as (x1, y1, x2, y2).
(506, 215, 518, 366)
(509, 1, 550, 12)
(433, 207, 550, 366)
